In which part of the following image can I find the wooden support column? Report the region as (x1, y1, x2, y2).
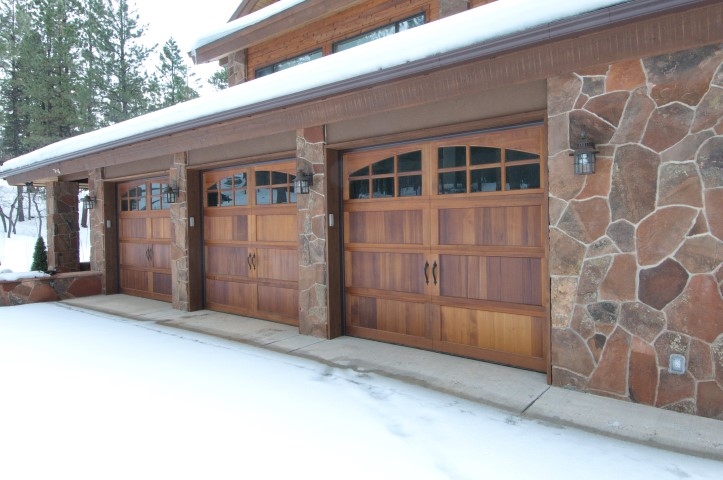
(46, 180, 80, 273)
(297, 126, 332, 338)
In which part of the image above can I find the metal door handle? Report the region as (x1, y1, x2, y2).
(146, 247, 151, 262)
(248, 253, 252, 270)
(251, 253, 257, 270)
(424, 261, 430, 285)
(432, 261, 438, 286)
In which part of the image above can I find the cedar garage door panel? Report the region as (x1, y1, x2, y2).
(343, 125, 548, 371)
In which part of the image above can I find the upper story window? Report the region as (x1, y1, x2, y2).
(333, 13, 425, 53)
(255, 49, 323, 78)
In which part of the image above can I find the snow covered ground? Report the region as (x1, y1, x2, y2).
(0, 303, 721, 480)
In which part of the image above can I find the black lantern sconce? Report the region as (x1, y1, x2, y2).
(165, 183, 179, 204)
(570, 129, 599, 175)
(81, 194, 97, 210)
(25, 181, 35, 193)
(294, 170, 314, 195)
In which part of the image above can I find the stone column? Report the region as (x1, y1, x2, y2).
(227, 50, 247, 87)
(439, 0, 468, 18)
(170, 152, 191, 311)
(88, 168, 118, 294)
(297, 126, 329, 338)
(45, 181, 80, 273)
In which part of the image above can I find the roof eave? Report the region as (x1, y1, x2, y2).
(3, 0, 717, 182)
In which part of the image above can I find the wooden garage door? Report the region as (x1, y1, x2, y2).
(203, 161, 299, 325)
(118, 178, 173, 302)
(343, 125, 548, 371)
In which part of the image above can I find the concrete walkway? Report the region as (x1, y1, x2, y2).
(60, 294, 723, 461)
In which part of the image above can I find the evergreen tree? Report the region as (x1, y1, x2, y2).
(102, 0, 154, 123)
(208, 68, 228, 92)
(153, 38, 198, 108)
(30, 234, 47, 271)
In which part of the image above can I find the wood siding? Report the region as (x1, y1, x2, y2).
(246, 0, 439, 79)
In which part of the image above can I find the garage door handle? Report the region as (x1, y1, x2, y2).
(424, 261, 429, 285)
(251, 253, 257, 270)
(432, 261, 438, 286)
(248, 253, 252, 270)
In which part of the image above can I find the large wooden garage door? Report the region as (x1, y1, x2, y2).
(203, 161, 299, 325)
(118, 178, 173, 301)
(343, 125, 548, 371)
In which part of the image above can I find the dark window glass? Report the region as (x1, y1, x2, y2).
(506, 164, 540, 190)
(350, 180, 369, 199)
(471, 168, 501, 192)
(438, 147, 466, 169)
(470, 147, 501, 165)
(507, 149, 539, 162)
(272, 187, 289, 204)
(255, 49, 322, 78)
(234, 173, 247, 188)
(272, 171, 288, 185)
(256, 171, 270, 187)
(333, 13, 425, 52)
(438, 171, 467, 194)
(372, 178, 394, 198)
(399, 175, 422, 197)
(350, 166, 369, 177)
(121, 199, 130, 211)
(220, 192, 233, 207)
(372, 157, 394, 175)
(207, 184, 218, 207)
(398, 151, 422, 172)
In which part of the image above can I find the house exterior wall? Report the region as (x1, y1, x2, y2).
(548, 44, 723, 419)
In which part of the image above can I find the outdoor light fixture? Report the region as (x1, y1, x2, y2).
(25, 182, 35, 193)
(294, 170, 314, 195)
(165, 183, 179, 204)
(81, 194, 97, 210)
(570, 129, 599, 175)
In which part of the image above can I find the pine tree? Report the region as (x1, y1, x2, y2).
(208, 68, 229, 92)
(30, 235, 48, 272)
(153, 38, 198, 109)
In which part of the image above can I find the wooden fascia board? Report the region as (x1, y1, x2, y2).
(193, 0, 364, 64)
(5, 0, 721, 184)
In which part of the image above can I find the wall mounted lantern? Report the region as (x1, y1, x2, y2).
(294, 170, 314, 195)
(570, 129, 599, 175)
(81, 194, 97, 210)
(25, 181, 35, 193)
(165, 183, 179, 204)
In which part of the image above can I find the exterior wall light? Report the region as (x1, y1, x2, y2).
(165, 183, 179, 204)
(25, 181, 35, 193)
(81, 194, 97, 210)
(294, 171, 314, 194)
(570, 129, 599, 175)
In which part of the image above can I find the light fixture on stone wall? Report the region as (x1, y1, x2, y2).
(81, 194, 97, 210)
(294, 170, 314, 194)
(570, 129, 599, 175)
(165, 182, 179, 204)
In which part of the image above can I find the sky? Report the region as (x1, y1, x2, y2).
(132, 0, 242, 90)
(1, 302, 721, 480)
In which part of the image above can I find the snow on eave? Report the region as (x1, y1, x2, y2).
(1, 0, 637, 178)
(189, 0, 306, 54)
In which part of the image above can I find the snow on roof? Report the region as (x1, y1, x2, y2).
(0, 0, 628, 177)
(190, 0, 306, 52)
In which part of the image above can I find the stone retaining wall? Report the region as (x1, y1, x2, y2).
(548, 44, 723, 419)
(0, 271, 102, 307)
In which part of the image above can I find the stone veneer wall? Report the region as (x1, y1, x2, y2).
(0, 272, 102, 306)
(548, 44, 723, 419)
(170, 153, 191, 311)
(297, 127, 329, 337)
(46, 181, 80, 273)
